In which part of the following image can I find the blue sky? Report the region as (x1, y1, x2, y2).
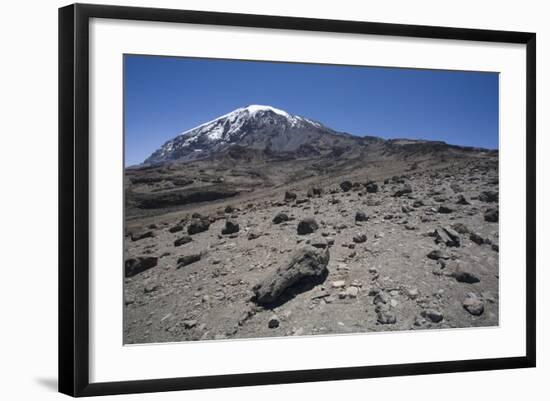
(124, 55, 499, 166)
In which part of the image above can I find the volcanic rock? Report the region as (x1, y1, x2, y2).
(252, 246, 330, 305)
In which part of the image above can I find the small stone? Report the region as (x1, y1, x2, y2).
(406, 288, 419, 299)
(376, 306, 397, 324)
(463, 295, 485, 316)
(479, 191, 499, 203)
(469, 232, 485, 245)
(331, 280, 346, 288)
(343, 286, 359, 298)
(125, 256, 158, 277)
(177, 253, 201, 268)
(355, 211, 368, 222)
(427, 250, 450, 260)
(484, 208, 499, 223)
(182, 320, 197, 329)
(365, 181, 378, 193)
(393, 184, 412, 197)
(373, 292, 389, 305)
(174, 235, 192, 247)
(273, 213, 290, 224)
(144, 282, 159, 293)
(168, 224, 184, 233)
(284, 191, 297, 201)
(187, 218, 210, 235)
(422, 309, 444, 323)
(247, 231, 261, 240)
(130, 230, 155, 242)
(297, 218, 319, 235)
(451, 223, 470, 234)
(340, 181, 353, 192)
(456, 195, 471, 205)
(437, 205, 454, 214)
(353, 234, 367, 243)
(452, 268, 481, 284)
(268, 315, 280, 329)
(221, 220, 239, 235)
(434, 226, 461, 247)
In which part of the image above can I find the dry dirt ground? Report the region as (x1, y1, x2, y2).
(123, 155, 499, 344)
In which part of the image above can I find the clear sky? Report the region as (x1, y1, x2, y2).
(124, 55, 499, 166)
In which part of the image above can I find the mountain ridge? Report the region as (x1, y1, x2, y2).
(142, 105, 496, 166)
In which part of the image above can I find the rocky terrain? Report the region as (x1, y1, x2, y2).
(124, 106, 499, 344)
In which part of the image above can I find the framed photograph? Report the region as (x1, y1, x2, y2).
(59, 3, 536, 397)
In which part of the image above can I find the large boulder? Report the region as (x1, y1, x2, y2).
(252, 246, 330, 305)
(125, 256, 158, 277)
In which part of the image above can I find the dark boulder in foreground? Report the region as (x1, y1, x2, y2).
(297, 218, 319, 235)
(187, 217, 210, 235)
(221, 220, 240, 235)
(252, 246, 330, 305)
(125, 256, 158, 277)
(484, 208, 499, 223)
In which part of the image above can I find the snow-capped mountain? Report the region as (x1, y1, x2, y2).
(144, 105, 361, 164)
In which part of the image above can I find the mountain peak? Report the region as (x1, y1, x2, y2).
(144, 105, 335, 164)
(239, 104, 292, 118)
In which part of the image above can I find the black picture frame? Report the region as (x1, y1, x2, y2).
(59, 3, 536, 397)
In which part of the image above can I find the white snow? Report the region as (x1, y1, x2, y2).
(242, 104, 291, 119)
